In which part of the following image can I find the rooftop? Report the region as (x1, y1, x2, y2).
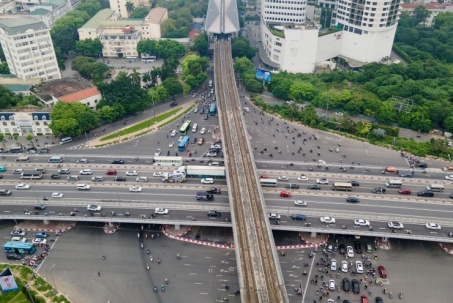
(59, 86, 100, 102)
(143, 7, 167, 24)
(0, 17, 47, 35)
(80, 8, 115, 30)
(31, 76, 96, 102)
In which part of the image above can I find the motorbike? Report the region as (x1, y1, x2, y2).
(176, 254, 181, 260)
(161, 285, 165, 292)
(140, 243, 144, 249)
(165, 278, 169, 284)
(43, 197, 48, 201)
(150, 256, 153, 262)
(153, 286, 157, 293)
(399, 293, 403, 299)
(146, 264, 150, 271)
(125, 212, 130, 216)
(146, 249, 150, 255)
(102, 255, 106, 260)
(157, 258, 161, 264)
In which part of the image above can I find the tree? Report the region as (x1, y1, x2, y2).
(162, 77, 183, 96)
(414, 6, 431, 25)
(75, 38, 103, 57)
(25, 134, 35, 147)
(125, 1, 135, 14)
(234, 57, 254, 75)
(130, 6, 149, 18)
(289, 81, 315, 101)
(71, 56, 110, 81)
(0, 62, 9, 74)
(129, 69, 142, 86)
(444, 116, 453, 133)
(0, 133, 5, 148)
(356, 121, 372, 137)
(192, 33, 209, 57)
(232, 37, 256, 59)
(49, 102, 99, 137)
(372, 128, 386, 138)
(98, 104, 124, 123)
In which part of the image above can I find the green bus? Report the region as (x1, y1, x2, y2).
(180, 120, 192, 135)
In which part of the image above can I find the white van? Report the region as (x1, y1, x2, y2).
(59, 137, 72, 145)
(385, 180, 403, 188)
(209, 80, 213, 87)
(192, 123, 198, 133)
(426, 184, 444, 192)
(48, 156, 63, 163)
(15, 156, 30, 162)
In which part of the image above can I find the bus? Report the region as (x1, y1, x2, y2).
(153, 156, 183, 167)
(20, 171, 43, 179)
(180, 120, 192, 135)
(260, 178, 278, 187)
(141, 56, 157, 62)
(178, 136, 190, 152)
(332, 182, 353, 191)
(210, 103, 217, 116)
(386, 180, 403, 188)
(3, 241, 36, 254)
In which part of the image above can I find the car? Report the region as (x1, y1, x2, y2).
(34, 204, 46, 210)
(351, 279, 360, 294)
(7, 253, 23, 260)
(278, 175, 289, 181)
(12, 168, 23, 174)
(178, 136, 184, 142)
(200, 108, 205, 114)
(294, 200, 307, 207)
(330, 259, 337, 271)
(67, 175, 80, 181)
(354, 219, 370, 226)
(192, 137, 197, 144)
(58, 168, 70, 174)
(342, 278, 350, 292)
(170, 102, 178, 107)
(106, 169, 117, 175)
(155, 208, 169, 215)
(349, 180, 360, 186)
(375, 297, 384, 303)
(377, 265, 387, 278)
(206, 152, 218, 157)
(129, 186, 142, 192)
(126, 170, 138, 176)
(260, 175, 268, 179)
(360, 295, 368, 303)
(280, 191, 291, 197)
(346, 197, 360, 203)
(354, 241, 363, 254)
(341, 261, 348, 272)
(87, 204, 102, 211)
(0, 189, 12, 196)
(425, 222, 441, 230)
(335, 112, 344, 116)
(51, 192, 63, 198)
(201, 178, 214, 184)
(153, 172, 163, 177)
(417, 190, 434, 197)
(169, 142, 175, 148)
(193, 107, 199, 113)
(307, 184, 321, 190)
(400, 173, 413, 178)
(445, 175, 453, 180)
(398, 188, 411, 195)
(91, 176, 105, 182)
(35, 232, 47, 238)
(32, 238, 47, 245)
(111, 159, 125, 164)
(207, 210, 221, 217)
(291, 214, 307, 221)
(79, 169, 93, 175)
(328, 279, 335, 291)
(268, 213, 281, 220)
(77, 184, 91, 190)
(11, 230, 26, 236)
(372, 187, 386, 194)
(327, 244, 333, 252)
(243, 107, 250, 112)
(347, 246, 354, 257)
(77, 158, 89, 163)
(154, 149, 161, 156)
(355, 260, 364, 273)
(338, 243, 346, 255)
(204, 114, 209, 120)
(320, 217, 336, 224)
(15, 183, 30, 190)
(170, 130, 177, 137)
(51, 174, 60, 179)
(200, 128, 206, 134)
(197, 138, 205, 145)
(114, 176, 126, 182)
(316, 178, 329, 184)
(297, 175, 308, 181)
(135, 176, 148, 182)
(388, 221, 404, 229)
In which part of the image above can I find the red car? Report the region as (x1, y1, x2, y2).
(260, 175, 268, 179)
(106, 169, 117, 175)
(280, 191, 292, 197)
(378, 265, 387, 278)
(361, 295, 368, 303)
(398, 188, 411, 195)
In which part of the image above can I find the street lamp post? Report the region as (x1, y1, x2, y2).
(25, 284, 35, 303)
(49, 264, 57, 294)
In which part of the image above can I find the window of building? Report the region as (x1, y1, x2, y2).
(2, 122, 6, 126)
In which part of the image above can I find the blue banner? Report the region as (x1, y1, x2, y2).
(255, 69, 271, 82)
(0, 268, 19, 292)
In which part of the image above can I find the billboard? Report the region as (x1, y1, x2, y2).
(0, 268, 19, 292)
(255, 69, 271, 83)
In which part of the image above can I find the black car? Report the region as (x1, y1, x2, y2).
(346, 197, 360, 203)
(372, 187, 386, 194)
(204, 114, 209, 120)
(375, 297, 384, 303)
(400, 173, 413, 178)
(51, 174, 60, 179)
(307, 185, 321, 190)
(291, 214, 307, 221)
(351, 279, 360, 294)
(7, 253, 23, 260)
(166, 150, 170, 156)
(207, 210, 221, 217)
(114, 176, 127, 182)
(285, 184, 300, 189)
(200, 108, 205, 114)
(354, 241, 363, 254)
(417, 162, 427, 168)
(308, 251, 316, 258)
(111, 159, 125, 164)
(448, 232, 453, 237)
(417, 190, 434, 197)
(342, 278, 350, 292)
(343, 301, 351, 303)
(349, 181, 360, 186)
(193, 137, 197, 144)
(170, 102, 178, 107)
(34, 204, 46, 210)
(338, 243, 346, 255)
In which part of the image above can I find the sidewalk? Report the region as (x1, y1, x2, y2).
(14, 221, 75, 233)
(438, 242, 453, 255)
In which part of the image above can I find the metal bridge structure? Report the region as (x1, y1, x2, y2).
(205, 0, 240, 34)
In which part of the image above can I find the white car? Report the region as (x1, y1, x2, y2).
(347, 246, 354, 258)
(15, 183, 30, 190)
(356, 261, 364, 273)
(11, 230, 26, 236)
(201, 178, 214, 184)
(335, 112, 344, 116)
(52, 192, 63, 198)
(425, 222, 441, 230)
(341, 261, 348, 273)
(269, 213, 281, 220)
(154, 149, 161, 156)
(178, 136, 183, 142)
(32, 238, 47, 245)
(136, 176, 149, 182)
(294, 200, 307, 207)
(129, 186, 142, 192)
(388, 221, 404, 229)
(170, 130, 177, 137)
(316, 178, 329, 184)
(330, 259, 337, 271)
(320, 217, 336, 224)
(12, 168, 23, 174)
(155, 208, 169, 215)
(297, 175, 308, 181)
(243, 107, 250, 112)
(278, 176, 289, 181)
(169, 142, 174, 148)
(79, 169, 93, 175)
(126, 170, 138, 176)
(200, 128, 206, 134)
(445, 175, 453, 180)
(77, 184, 91, 190)
(354, 219, 370, 226)
(328, 279, 335, 291)
(153, 172, 163, 177)
(87, 204, 102, 211)
(76, 159, 89, 163)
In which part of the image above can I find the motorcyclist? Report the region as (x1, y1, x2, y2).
(146, 249, 150, 255)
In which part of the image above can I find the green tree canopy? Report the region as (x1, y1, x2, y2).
(192, 33, 209, 57)
(49, 102, 99, 137)
(162, 77, 183, 96)
(75, 38, 103, 57)
(232, 37, 256, 60)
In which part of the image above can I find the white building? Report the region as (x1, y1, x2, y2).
(259, 0, 403, 73)
(401, 3, 453, 27)
(0, 17, 61, 81)
(27, 0, 73, 28)
(109, 0, 149, 18)
(0, 111, 52, 136)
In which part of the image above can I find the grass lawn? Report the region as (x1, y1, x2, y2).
(2, 290, 29, 303)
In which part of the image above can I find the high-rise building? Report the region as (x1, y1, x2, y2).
(0, 17, 61, 81)
(262, 0, 308, 24)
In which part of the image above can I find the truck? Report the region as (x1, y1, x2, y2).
(196, 192, 214, 201)
(175, 165, 226, 178)
(162, 172, 186, 183)
(207, 187, 221, 194)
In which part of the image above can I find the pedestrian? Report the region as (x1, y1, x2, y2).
(98, 272, 100, 277)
